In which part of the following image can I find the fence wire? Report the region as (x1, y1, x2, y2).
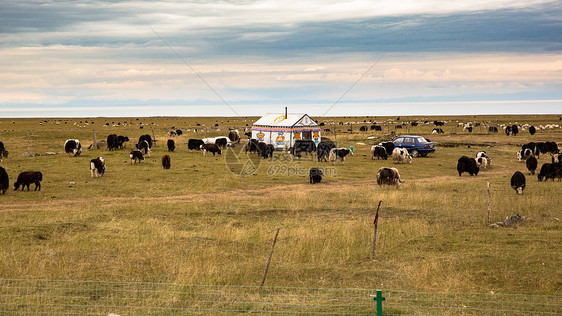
(0, 279, 560, 315)
(382, 290, 561, 315)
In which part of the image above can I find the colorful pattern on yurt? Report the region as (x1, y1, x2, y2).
(275, 132, 285, 145)
(313, 131, 320, 142)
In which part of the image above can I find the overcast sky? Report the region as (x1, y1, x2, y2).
(1, 0, 561, 117)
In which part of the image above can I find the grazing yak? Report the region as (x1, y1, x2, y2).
(0, 166, 8, 194)
(138, 134, 153, 147)
(359, 125, 368, 132)
(371, 145, 388, 160)
(317, 139, 336, 162)
(376, 167, 401, 186)
(511, 124, 519, 136)
(457, 156, 479, 176)
(371, 125, 382, 131)
(476, 151, 492, 166)
(168, 130, 177, 137)
(203, 136, 231, 148)
(176, 129, 183, 136)
(228, 129, 240, 144)
(505, 125, 512, 136)
(107, 134, 119, 150)
(488, 126, 498, 133)
(245, 139, 260, 154)
(188, 139, 205, 151)
(162, 154, 171, 169)
(257, 142, 274, 159)
(309, 168, 323, 184)
(64, 139, 82, 156)
(379, 142, 395, 157)
(545, 141, 559, 153)
(14, 171, 42, 191)
(117, 136, 129, 149)
(431, 128, 444, 134)
(136, 140, 151, 157)
(0, 141, 8, 160)
(521, 142, 540, 157)
(476, 151, 488, 159)
(90, 157, 105, 177)
(202, 143, 221, 156)
(552, 151, 562, 164)
(526, 156, 538, 175)
(167, 139, 176, 152)
(529, 126, 536, 135)
(535, 142, 547, 156)
(434, 121, 444, 126)
(328, 147, 353, 164)
(517, 148, 533, 161)
(511, 171, 526, 194)
(130, 149, 144, 164)
(215, 137, 228, 148)
(538, 162, 562, 182)
(475, 157, 488, 170)
(264, 144, 275, 159)
(294, 140, 317, 157)
(392, 148, 412, 164)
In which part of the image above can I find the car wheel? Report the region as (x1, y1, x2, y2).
(410, 149, 419, 158)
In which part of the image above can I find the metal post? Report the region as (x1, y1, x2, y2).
(373, 289, 385, 315)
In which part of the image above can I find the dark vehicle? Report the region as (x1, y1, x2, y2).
(392, 135, 435, 157)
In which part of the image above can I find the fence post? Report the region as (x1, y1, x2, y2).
(372, 200, 382, 260)
(373, 289, 385, 315)
(260, 228, 280, 287)
(487, 182, 491, 224)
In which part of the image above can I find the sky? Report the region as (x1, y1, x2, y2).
(1, 0, 561, 117)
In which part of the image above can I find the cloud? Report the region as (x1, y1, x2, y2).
(0, 0, 561, 116)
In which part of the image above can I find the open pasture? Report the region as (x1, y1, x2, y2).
(0, 115, 560, 295)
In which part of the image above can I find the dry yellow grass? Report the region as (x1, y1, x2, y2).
(0, 115, 560, 296)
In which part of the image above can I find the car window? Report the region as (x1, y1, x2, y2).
(393, 137, 404, 144)
(416, 137, 428, 143)
(404, 137, 415, 144)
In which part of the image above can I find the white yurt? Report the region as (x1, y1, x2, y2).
(251, 112, 321, 150)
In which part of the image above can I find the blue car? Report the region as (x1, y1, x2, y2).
(392, 135, 435, 157)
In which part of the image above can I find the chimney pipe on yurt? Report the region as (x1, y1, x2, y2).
(285, 107, 287, 120)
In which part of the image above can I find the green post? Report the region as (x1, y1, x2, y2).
(373, 289, 385, 315)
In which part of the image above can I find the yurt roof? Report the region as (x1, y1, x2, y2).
(253, 113, 318, 127)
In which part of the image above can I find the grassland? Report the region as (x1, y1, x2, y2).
(0, 115, 560, 296)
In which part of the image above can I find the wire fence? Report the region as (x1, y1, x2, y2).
(0, 278, 560, 315)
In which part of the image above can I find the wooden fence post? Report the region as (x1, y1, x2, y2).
(261, 228, 280, 287)
(93, 129, 97, 150)
(372, 201, 382, 260)
(487, 182, 491, 224)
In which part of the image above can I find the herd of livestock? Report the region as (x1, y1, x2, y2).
(0, 119, 560, 195)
